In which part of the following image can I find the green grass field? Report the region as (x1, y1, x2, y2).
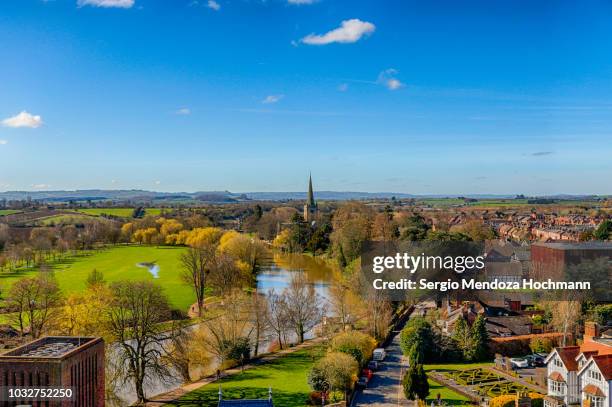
(0, 209, 21, 216)
(26, 214, 99, 226)
(0, 245, 194, 311)
(427, 379, 472, 406)
(74, 208, 163, 217)
(172, 345, 325, 407)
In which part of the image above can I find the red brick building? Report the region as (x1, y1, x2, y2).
(531, 241, 612, 280)
(0, 337, 104, 407)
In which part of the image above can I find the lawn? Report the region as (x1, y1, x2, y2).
(74, 207, 163, 217)
(0, 209, 21, 216)
(427, 379, 472, 406)
(0, 245, 194, 312)
(171, 345, 325, 407)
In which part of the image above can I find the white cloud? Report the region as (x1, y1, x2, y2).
(154, 180, 161, 185)
(338, 83, 349, 92)
(32, 184, 51, 189)
(262, 94, 284, 104)
(377, 68, 404, 90)
(77, 0, 134, 8)
(386, 78, 403, 90)
(175, 107, 191, 115)
(207, 0, 220, 10)
(2, 111, 43, 128)
(288, 0, 316, 4)
(0, 140, 7, 145)
(301, 19, 375, 45)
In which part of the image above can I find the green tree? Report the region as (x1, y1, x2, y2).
(467, 314, 490, 361)
(400, 317, 436, 363)
(401, 213, 430, 241)
(402, 363, 429, 401)
(593, 220, 611, 240)
(452, 316, 472, 360)
(86, 269, 105, 288)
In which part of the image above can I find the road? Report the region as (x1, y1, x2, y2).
(353, 325, 412, 406)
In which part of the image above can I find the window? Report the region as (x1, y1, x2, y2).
(588, 370, 602, 381)
(554, 358, 563, 368)
(585, 394, 603, 407)
(550, 380, 565, 394)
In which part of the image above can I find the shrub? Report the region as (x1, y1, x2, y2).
(308, 352, 358, 393)
(489, 394, 515, 407)
(529, 337, 553, 353)
(330, 331, 376, 367)
(489, 393, 544, 407)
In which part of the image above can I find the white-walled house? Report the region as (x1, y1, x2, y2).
(544, 346, 581, 406)
(577, 355, 612, 407)
(544, 323, 612, 407)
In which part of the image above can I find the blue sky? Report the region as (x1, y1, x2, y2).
(1, 0, 611, 195)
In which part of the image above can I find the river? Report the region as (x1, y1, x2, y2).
(111, 253, 336, 406)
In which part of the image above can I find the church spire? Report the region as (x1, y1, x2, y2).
(307, 173, 315, 207)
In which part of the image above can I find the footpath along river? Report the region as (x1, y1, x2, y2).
(111, 253, 335, 406)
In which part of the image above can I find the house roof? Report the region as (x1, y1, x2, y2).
(591, 354, 612, 381)
(547, 346, 581, 371)
(576, 351, 599, 361)
(583, 384, 605, 397)
(549, 372, 565, 382)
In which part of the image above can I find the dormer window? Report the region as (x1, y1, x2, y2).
(553, 358, 563, 368)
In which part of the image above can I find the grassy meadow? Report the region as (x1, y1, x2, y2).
(0, 245, 194, 312)
(0, 209, 22, 216)
(173, 345, 326, 407)
(73, 207, 164, 217)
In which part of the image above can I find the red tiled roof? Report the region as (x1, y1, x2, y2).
(583, 384, 605, 397)
(591, 354, 612, 380)
(578, 351, 599, 360)
(549, 372, 565, 382)
(556, 346, 581, 371)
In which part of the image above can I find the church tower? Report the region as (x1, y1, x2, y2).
(303, 174, 318, 222)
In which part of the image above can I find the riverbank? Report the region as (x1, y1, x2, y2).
(144, 337, 327, 406)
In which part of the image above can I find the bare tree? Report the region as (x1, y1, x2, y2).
(105, 280, 174, 405)
(6, 274, 63, 338)
(200, 293, 252, 366)
(284, 273, 324, 344)
(266, 289, 290, 349)
(248, 291, 268, 356)
(180, 245, 215, 317)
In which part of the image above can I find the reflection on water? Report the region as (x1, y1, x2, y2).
(257, 253, 336, 300)
(137, 262, 160, 278)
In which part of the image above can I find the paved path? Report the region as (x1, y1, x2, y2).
(352, 327, 413, 407)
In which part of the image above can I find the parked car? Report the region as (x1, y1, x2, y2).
(373, 348, 386, 361)
(362, 369, 373, 380)
(356, 376, 368, 389)
(528, 354, 545, 367)
(510, 357, 529, 369)
(367, 361, 380, 371)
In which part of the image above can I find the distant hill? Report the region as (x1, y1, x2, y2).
(0, 189, 605, 203)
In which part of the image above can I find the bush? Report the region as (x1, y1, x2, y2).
(529, 337, 553, 353)
(308, 352, 358, 393)
(330, 331, 376, 367)
(489, 393, 543, 407)
(489, 395, 515, 407)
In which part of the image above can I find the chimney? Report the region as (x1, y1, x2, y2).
(584, 321, 599, 341)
